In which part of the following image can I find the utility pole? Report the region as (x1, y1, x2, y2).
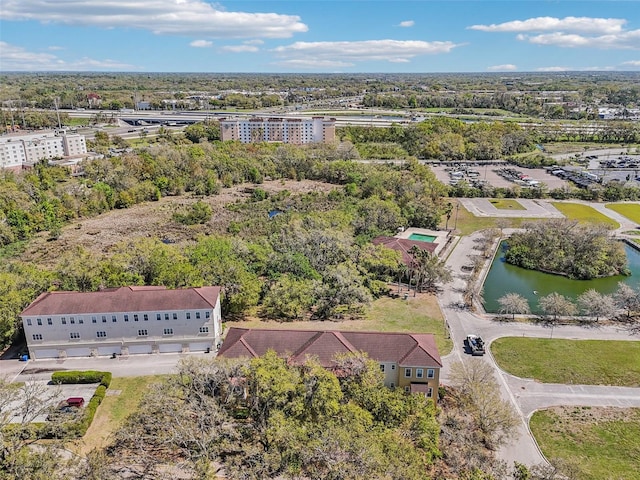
(54, 97, 62, 129)
(453, 203, 460, 231)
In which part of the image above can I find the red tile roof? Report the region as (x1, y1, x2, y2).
(20, 286, 221, 316)
(218, 328, 442, 368)
(371, 236, 437, 266)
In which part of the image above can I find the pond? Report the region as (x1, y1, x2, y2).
(482, 241, 640, 314)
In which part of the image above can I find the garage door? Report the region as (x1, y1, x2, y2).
(33, 348, 60, 359)
(158, 343, 182, 353)
(188, 342, 211, 353)
(97, 345, 121, 356)
(65, 347, 91, 358)
(128, 344, 152, 355)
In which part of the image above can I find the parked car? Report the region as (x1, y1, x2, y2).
(465, 334, 485, 356)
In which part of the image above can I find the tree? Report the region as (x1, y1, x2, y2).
(577, 289, 616, 321)
(614, 282, 640, 319)
(497, 293, 530, 320)
(538, 292, 577, 321)
(261, 274, 315, 320)
(448, 361, 519, 449)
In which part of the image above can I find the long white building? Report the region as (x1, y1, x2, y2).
(20, 286, 222, 359)
(220, 116, 336, 144)
(0, 130, 87, 171)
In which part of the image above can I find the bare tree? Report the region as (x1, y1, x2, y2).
(577, 289, 616, 322)
(538, 292, 577, 322)
(497, 292, 530, 320)
(614, 282, 640, 319)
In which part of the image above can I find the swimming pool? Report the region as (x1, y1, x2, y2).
(408, 233, 437, 243)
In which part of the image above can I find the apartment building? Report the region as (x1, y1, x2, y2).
(20, 286, 222, 359)
(218, 328, 442, 400)
(0, 131, 87, 171)
(220, 116, 336, 144)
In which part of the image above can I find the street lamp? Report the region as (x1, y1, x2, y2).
(453, 203, 460, 231)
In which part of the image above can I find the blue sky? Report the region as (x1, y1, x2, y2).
(1, 1, 640, 72)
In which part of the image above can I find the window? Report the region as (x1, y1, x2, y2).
(70, 317, 75, 324)
(164, 313, 169, 321)
(27, 319, 32, 326)
(78, 317, 83, 324)
(391, 365, 396, 370)
(61, 317, 67, 325)
(163, 328, 174, 335)
(199, 326, 209, 333)
(112, 315, 117, 323)
(70, 332, 80, 339)
(32, 334, 43, 341)
(196, 312, 201, 319)
(427, 369, 435, 379)
(380, 364, 385, 372)
(172, 313, 177, 320)
(138, 329, 148, 337)
(156, 313, 161, 321)
(37, 318, 42, 326)
(186, 312, 191, 320)
(96, 331, 107, 338)
(92, 316, 97, 323)
(47, 318, 52, 325)
(124, 315, 129, 322)
(390, 382, 395, 388)
(134, 314, 139, 322)
(416, 368, 424, 379)
(205, 311, 210, 319)
(427, 388, 433, 398)
(404, 368, 412, 378)
(102, 316, 107, 323)
(144, 314, 149, 321)
(404, 386, 410, 393)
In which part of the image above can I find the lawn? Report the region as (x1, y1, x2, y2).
(491, 338, 640, 386)
(70, 375, 164, 454)
(550, 202, 620, 228)
(606, 203, 640, 225)
(489, 199, 526, 210)
(530, 406, 640, 480)
(230, 295, 452, 355)
(443, 199, 535, 236)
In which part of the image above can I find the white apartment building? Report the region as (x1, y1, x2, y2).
(220, 116, 336, 144)
(0, 131, 87, 171)
(21, 286, 222, 359)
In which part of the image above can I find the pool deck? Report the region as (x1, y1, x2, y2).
(396, 228, 450, 256)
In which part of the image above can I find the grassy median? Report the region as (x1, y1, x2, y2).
(606, 203, 640, 225)
(551, 202, 620, 228)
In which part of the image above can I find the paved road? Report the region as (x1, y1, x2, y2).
(437, 204, 640, 468)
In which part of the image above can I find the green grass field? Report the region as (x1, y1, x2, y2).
(489, 199, 526, 210)
(551, 202, 620, 228)
(491, 338, 640, 386)
(231, 295, 452, 355)
(530, 407, 640, 480)
(606, 203, 640, 225)
(74, 375, 163, 454)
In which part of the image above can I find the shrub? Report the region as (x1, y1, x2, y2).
(51, 370, 110, 385)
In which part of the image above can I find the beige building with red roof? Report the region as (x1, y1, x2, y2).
(218, 328, 442, 400)
(20, 286, 222, 359)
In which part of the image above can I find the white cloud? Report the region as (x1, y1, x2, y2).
(273, 39, 460, 65)
(190, 40, 212, 48)
(244, 39, 264, 45)
(220, 45, 259, 53)
(0, 41, 135, 70)
(469, 16, 626, 34)
(521, 30, 640, 49)
(47, 45, 64, 51)
(536, 66, 570, 72)
(487, 64, 517, 71)
(0, 0, 308, 38)
(622, 60, 640, 66)
(398, 20, 415, 28)
(272, 59, 355, 69)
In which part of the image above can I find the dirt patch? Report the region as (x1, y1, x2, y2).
(21, 180, 337, 267)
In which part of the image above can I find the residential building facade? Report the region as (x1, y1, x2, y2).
(218, 328, 442, 400)
(20, 286, 222, 359)
(220, 116, 336, 144)
(0, 131, 87, 171)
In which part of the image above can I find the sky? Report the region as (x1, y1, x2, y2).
(1, 1, 640, 73)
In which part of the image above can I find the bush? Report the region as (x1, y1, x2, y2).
(51, 370, 110, 386)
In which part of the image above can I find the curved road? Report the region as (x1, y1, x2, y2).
(437, 202, 640, 468)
